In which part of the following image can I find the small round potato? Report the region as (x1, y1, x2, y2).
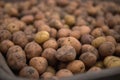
(0, 30, 12, 42)
(106, 36, 117, 46)
(56, 69, 73, 78)
(80, 52, 97, 67)
(46, 66, 56, 74)
(21, 15, 34, 24)
(25, 41, 42, 59)
(92, 36, 106, 48)
(41, 72, 55, 79)
(64, 14, 75, 26)
(81, 44, 99, 58)
(91, 28, 104, 38)
(29, 57, 48, 74)
(12, 31, 28, 48)
(19, 66, 39, 79)
(70, 30, 81, 39)
(41, 48, 57, 66)
(80, 34, 94, 44)
(50, 28, 57, 38)
(43, 38, 58, 50)
(34, 31, 50, 44)
(0, 40, 14, 54)
(67, 60, 85, 74)
(37, 24, 51, 32)
(87, 66, 102, 72)
(57, 28, 71, 38)
(98, 42, 115, 57)
(55, 45, 76, 62)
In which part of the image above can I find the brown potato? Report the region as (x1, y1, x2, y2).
(57, 28, 71, 38)
(56, 69, 73, 78)
(80, 52, 97, 67)
(0, 40, 14, 54)
(58, 37, 81, 54)
(19, 66, 39, 79)
(41, 48, 57, 66)
(70, 30, 81, 39)
(106, 36, 117, 46)
(72, 26, 91, 35)
(41, 72, 55, 79)
(37, 24, 51, 32)
(12, 31, 28, 48)
(21, 15, 34, 24)
(55, 45, 76, 62)
(64, 14, 75, 26)
(87, 66, 102, 72)
(81, 44, 99, 58)
(98, 42, 115, 57)
(91, 28, 104, 38)
(92, 36, 106, 48)
(0, 30, 12, 42)
(25, 41, 42, 59)
(7, 46, 26, 70)
(29, 57, 48, 74)
(67, 60, 85, 74)
(34, 31, 50, 44)
(50, 28, 57, 38)
(43, 38, 58, 50)
(80, 34, 94, 44)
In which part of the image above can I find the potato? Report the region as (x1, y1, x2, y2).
(91, 28, 104, 38)
(46, 66, 56, 75)
(64, 14, 75, 26)
(43, 38, 58, 50)
(67, 60, 85, 74)
(56, 69, 73, 78)
(87, 66, 102, 72)
(12, 31, 28, 48)
(58, 37, 81, 54)
(81, 44, 99, 58)
(0, 40, 14, 54)
(34, 31, 50, 44)
(7, 46, 26, 70)
(56, 0, 69, 6)
(80, 52, 97, 67)
(25, 41, 42, 59)
(57, 37, 66, 47)
(41, 72, 54, 79)
(55, 45, 76, 62)
(72, 26, 91, 35)
(106, 36, 117, 46)
(57, 28, 71, 38)
(115, 44, 120, 56)
(49, 19, 63, 29)
(19, 66, 39, 79)
(41, 48, 57, 66)
(92, 36, 106, 48)
(70, 30, 81, 39)
(50, 28, 57, 38)
(95, 61, 104, 68)
(98, 42, 115, 57)
(80, 34, 94, 44)
(24, 25, 36, 35)
(104, 56, 120, 68)
(37, 24, 51, 32)
(29, 57, 48, 74)
(21, 15, 34, 24)
(0, 30, 12, 42)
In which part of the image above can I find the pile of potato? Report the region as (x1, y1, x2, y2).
(0, 0, 120, 80)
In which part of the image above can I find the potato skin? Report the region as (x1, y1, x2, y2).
(56, 69, 73, 78)
(0, 30, 12, 42)
(34, 31, 50, 44)
(67, 60, 85, 74)
(80, 52, 97, 67)
(70, 30, 81, 39)
(0, 40, 14, 54)
(55, 45, 76, 62)
(25, 41, 42, 59)
(7, 46, 26, 70)
(41, 72, 54, 79)
(58, 37, 81, 54)
(87, 66, 102, 72)
(43, 38, 58, 50)
(98, 42, 115, 57)
(41, 48, 57, 66)
(19, 66, 39, 79)
(29, 57, 48, 74)
(50, 28, 57, 38)
(12, 31, 28, 48)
